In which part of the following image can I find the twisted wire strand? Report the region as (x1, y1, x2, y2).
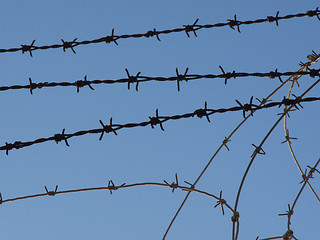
(161, 51, 320, 239)
(0, 181, 234, 213)
(283, 71, 320, 202)
(1, 68, 320, 94)
(257, 158, 320, 240)
(232, 77, 320, 240)
(285, 158, 320, 232)
(1, 97, 319, 155)
(0, 8, 319, 55)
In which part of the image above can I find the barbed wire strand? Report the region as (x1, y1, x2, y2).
(0, 180, 234, 213)
(285, 158, 320, 235)
(257, 158, 320, 240)
(0, 8, 319, 56)
(1, 68, 320, 94)
(282, 53, 320, 202)
(232, 77, 320, 240)
(161, 51, 320, 240)
(1, 97, 319, 155)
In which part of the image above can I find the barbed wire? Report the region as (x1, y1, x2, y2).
(1, 96, 319, 155)
(0, 8, 319, 56)
(0, 177, 234, 215)
(1, 66, 320, 94)
(161, 52, 320, 239)
(232, 77, 320, 240)
(257, 158, 320, 240)
(282, 63, 320, 203)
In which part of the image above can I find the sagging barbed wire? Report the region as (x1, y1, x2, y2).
(0, 8, 319, 56)
(1, 65, 320, 94)
(1, 95, 319, 155)
(0, 176, 233, 215)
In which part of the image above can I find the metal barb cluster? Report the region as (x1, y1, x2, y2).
(164, 173, 179, 193)
(214, 191, 227, 215)
(45, 185, 58, 196)
(53, 129, 70, 146)
(107, 180, 125, 195)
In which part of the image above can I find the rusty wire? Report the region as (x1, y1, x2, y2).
(257, 158, 320, 240)
(282, 51, 320, 203)
(0, 8, 319, 56)
(0, 179, 234, 214)
(1, 68, 320, 94)
(162, 51, 320, 240)
(1, 96, 319, 155)
(232, 77, 320, 240)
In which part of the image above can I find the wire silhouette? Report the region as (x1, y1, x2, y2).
(0, 8, 319, 56)
(1, 96, 319, 155)
(256, 158, 320, 240)
(232, 77, 320, 240)
(1, 68, 320, 93)
(161, 51, 320, 239)
(0, 178, 234, 214)
(1, 6, 320, 240)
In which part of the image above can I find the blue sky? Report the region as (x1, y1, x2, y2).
(0, 1, 319, 239)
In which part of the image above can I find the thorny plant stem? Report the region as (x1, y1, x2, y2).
(232, 77, 320, 240)
(162, 52, 320, 240)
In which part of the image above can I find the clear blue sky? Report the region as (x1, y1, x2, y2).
(0, 1, 319, 239)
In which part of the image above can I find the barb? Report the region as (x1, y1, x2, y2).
(45, 185, 58, 196)
(1, 97, 319, 155)
(214, 191, 227, 215)
(1, 68, 320, 93)
(0, 180, 234, 213)
(162, 51, 320, 240)
(1, 9, 319, 55)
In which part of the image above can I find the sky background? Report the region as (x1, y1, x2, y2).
(0, 1, 319, 239)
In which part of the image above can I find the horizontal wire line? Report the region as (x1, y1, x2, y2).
(0, 181, 234, 213)
(0, 8, 319, 55)
(1, 96, 319, 154)
(1, 68, 320, 93)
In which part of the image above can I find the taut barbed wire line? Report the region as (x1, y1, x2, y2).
(231, 77, 320, 240)
(1, 67, 320, 94)
(1, 96, 320, 155)
(0, 178, 234, 215)
(0, 8, 319, 56)
(257, 158, 320, 240)
(162, 51, 320, 240)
